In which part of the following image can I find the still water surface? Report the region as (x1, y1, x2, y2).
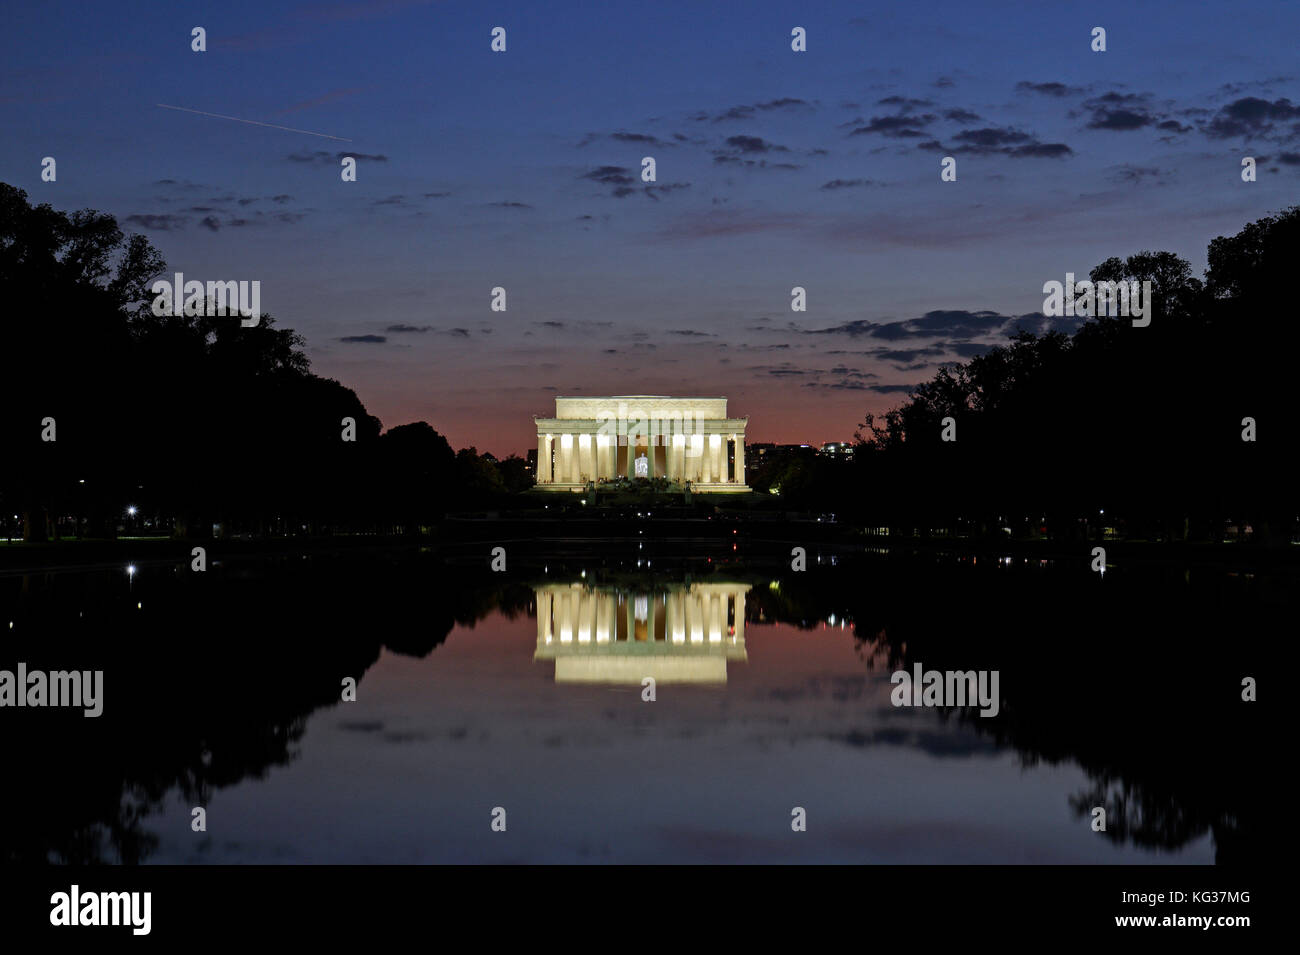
(3, 546, 1264, 864)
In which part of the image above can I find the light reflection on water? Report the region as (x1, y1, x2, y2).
(2, 552, 1259, 865)
(138, 587, 1209, 864)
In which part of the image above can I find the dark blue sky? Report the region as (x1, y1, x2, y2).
(4, 0, 1298, 454)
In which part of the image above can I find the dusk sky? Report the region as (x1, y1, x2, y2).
(4, 0, 1298, 456)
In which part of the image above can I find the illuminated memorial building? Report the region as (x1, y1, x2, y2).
(534, 396, 749, 491)
(534, 582, 750, 684)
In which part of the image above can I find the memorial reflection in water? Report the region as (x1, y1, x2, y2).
(533, 581, 749, 684)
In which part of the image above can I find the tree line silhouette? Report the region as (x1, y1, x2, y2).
(0, 183, 528, 541)
(762, 206, 1300, 545)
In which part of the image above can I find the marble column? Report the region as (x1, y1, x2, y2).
(578, 434, 592, 483)
(557, 435, 571, 484)
(669, 590, 685, 642)
(537, 435, 551, 484)
(596, 435, 611, 480)
(599, 596, 615, 642)
(734, 435, 744, 486)
(686, 590, 702, 642)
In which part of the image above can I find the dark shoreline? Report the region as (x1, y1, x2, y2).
(2, 526, 1296, 574)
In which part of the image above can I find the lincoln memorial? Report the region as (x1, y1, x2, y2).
(534, 395, 749, 491)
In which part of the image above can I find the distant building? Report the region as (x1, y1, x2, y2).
(820, 441, 855, 460)
(748, 442, 810, 460)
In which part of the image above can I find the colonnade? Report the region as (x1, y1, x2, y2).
(536, 433, 745, 485)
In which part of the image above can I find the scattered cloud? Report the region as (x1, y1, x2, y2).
(1016, 81, 1084, 97)
(1088, 108, 1154, 131)
(806, 309, 1051, 342)
(1203, 96, 1300, 139)
(691, 98, 813, 122)
(921, 124, 1072, 159)
(820, 178, 877, 190)
(848, 114, 937, 138)
(721, 135, 789, 154)
(877, 95, 934, 111)
(287, 149, 388, 163)
(953, 127, 1032, 148)
(582, 165, 636, 186)
(578, 130, 673, 147)
(580, 165, 690, 199)
(123, 213, 188, 231)
(1109, 164, 1167, 185)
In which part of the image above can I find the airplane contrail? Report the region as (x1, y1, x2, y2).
(156, 104, 352, 142)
